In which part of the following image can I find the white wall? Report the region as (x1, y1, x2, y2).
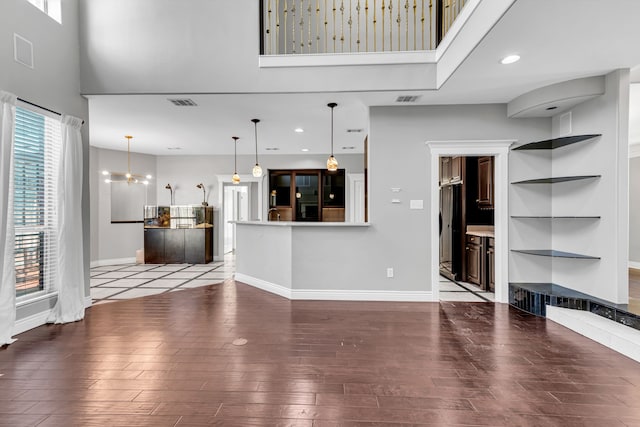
(91, 149, 364, 264)
(630, 156, 640, 264)
(90, 147, 157, 264)
(0, 0, 89, 320)
(551, 70, 630, 303)
(78, 0, 437, 94)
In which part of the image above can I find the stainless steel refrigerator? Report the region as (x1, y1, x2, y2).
(439, 183, 463, 281)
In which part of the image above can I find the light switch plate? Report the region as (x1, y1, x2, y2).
(410, 200, 424, 210)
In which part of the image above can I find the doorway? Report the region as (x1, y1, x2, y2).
(427, 140, 514, 303)
(438, 155, 496, 302)
(223, 185, 249, 254)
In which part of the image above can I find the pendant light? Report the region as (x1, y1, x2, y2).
(251, 119, 263, 177)
(232, 136, 240, 184)
(327, 102, 338, 171)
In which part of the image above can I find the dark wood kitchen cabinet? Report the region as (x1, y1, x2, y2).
(477, 156, 494, 209)
(465, 235, 483, 287)
(487, 237, 495, 292)
(440, 156, 463, 185)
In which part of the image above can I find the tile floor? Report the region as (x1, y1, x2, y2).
(439, 275, 495, 302)
(89, 255, 235, 305)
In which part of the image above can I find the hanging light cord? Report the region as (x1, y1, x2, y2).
(233, 136, 239, 173)
(330, 105, 334, 156)
(253, 119, 260, 164)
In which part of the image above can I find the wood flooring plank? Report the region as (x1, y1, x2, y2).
(0, 280, 639, 424)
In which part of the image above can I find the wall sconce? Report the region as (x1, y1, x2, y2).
(165, 183, 174, 205)
(196, 183, 208, 206)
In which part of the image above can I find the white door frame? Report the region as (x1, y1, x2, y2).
(216, 174, 264, 259)
(426, 140, 514, 303)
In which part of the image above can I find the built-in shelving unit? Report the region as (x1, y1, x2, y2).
(510, 134, 602, 315)
(511, 175, 600, 184)
(512, 134, 601, 150)
(511, 249, 600, 259)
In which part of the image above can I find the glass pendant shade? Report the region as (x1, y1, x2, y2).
(251, 119, 262, 177)
(327, 155, 338, 171)
(327, 102, 338, 171)
(232, 136, 240, 184)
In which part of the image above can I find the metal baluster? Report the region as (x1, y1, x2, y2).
(341, 0, 345, 52)
(381, 0, 385, 52)
(276, 0, 280, 54)
(292, 0, 296, 53)
(316, 0, 320, 53)
(413, 0, 417, 50)
(333, 0, 337, 53)
(356, 0, 361, 52)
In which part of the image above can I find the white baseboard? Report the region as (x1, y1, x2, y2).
(547, 305, 640, 363)
(90, 257, 136, 268)
(214, 256, 224, 262)
(234, 273, 292, 299)
(235, 273, 434, 302)
(629, 261, 640, 270)
(13, 309, 52, 336)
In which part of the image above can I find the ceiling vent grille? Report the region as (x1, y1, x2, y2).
(395, 95, 420, 103)
(168, 98, 198, 107)
(346, 129, 363, 133)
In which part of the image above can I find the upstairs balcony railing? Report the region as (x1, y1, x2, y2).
(260, 0, 468, 55)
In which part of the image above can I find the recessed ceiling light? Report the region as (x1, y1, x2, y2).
(294, 128, 304, 133)
(301, 148, 309, 152)
(500, 54, 520, 65)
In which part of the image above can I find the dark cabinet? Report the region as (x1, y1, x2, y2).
(477, 156, 494, 209)
(269, 169, 345, 222)
(440, 156, 463, 185)
(465, 235, 483, 286)
(487, 237, 495, 292)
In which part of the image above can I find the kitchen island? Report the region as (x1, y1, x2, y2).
(234, 221, 385, 300)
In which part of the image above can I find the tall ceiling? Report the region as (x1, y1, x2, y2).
(87, 0, 640, 155)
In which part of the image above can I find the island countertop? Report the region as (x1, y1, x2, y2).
(232, 221, 370, 227)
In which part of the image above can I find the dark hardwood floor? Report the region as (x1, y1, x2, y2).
(2, 280, 640, 426)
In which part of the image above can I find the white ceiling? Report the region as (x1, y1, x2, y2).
(87, 0, 640, 155)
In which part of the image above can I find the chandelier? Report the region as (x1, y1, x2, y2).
(102, 135, 152, 185)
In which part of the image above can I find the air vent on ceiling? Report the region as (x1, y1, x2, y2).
(342, 146, 356, 150)
(264, 147, 280, 151)
(167, 98, 198, 107)
(346, 129, 363, 133)
(395, 95, 420, 103)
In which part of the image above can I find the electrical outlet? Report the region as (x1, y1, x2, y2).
(386, 268, 394, 278)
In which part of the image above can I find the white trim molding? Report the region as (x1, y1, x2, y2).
(14, 309, 52, 336)
(426, 140, 514, 304)
(90, 257, 136, 268)
(629, 143, 640, 158)
(235, 273, 435, 302)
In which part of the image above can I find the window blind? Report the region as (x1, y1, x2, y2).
(14, 106, 60, 299)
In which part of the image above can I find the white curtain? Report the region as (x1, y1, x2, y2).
(47, 115, 85, 324)
(0, 91, 17, 345)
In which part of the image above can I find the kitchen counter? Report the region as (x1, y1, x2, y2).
(466, 225, 494, 238)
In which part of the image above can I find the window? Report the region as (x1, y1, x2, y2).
(14, 106, 61, 299)
(26, 0, 61, 24)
